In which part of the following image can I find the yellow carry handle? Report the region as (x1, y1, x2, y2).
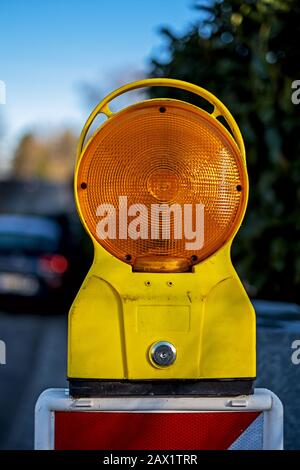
(77, 78, 245, 162)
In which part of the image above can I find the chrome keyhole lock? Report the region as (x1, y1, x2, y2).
(149, 341, 177, 368)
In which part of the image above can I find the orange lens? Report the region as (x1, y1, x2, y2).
(76, 99, 246, 271)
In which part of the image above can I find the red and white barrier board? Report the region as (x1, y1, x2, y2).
(35, 388, 283, 450)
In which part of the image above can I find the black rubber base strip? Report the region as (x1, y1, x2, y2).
(68, 378, 255, 398)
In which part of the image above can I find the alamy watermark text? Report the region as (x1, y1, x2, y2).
(0, 80, 6, 105)
(0, 340, 6, 365)
(96, 196, 205, 250)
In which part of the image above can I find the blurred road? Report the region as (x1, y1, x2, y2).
(255, 327, 300, 450)
(0, 311, 67, 449)
(0, 308, 300, 449)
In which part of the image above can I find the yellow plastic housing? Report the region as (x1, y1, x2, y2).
(68, 78, 256, 381)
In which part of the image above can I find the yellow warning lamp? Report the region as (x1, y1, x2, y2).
(68, 78, 255, 397)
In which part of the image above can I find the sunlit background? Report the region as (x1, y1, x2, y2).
(0, 0, 300, 450)
(0, 0, 195, 171)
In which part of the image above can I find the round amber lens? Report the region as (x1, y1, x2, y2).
(76, 99, 246, 270)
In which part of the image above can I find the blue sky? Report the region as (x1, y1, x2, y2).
(0, 0, 198, 161)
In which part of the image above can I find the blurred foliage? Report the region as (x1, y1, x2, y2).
(148, 0, 300, 302)
(12, 130, 77, 183)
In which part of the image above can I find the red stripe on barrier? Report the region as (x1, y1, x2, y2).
(54, 411, 260, 450)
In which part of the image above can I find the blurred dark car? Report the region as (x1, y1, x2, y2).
(0, 214, 75, 312)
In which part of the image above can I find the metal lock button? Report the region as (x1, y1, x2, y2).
(150, 341, 177, 368)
